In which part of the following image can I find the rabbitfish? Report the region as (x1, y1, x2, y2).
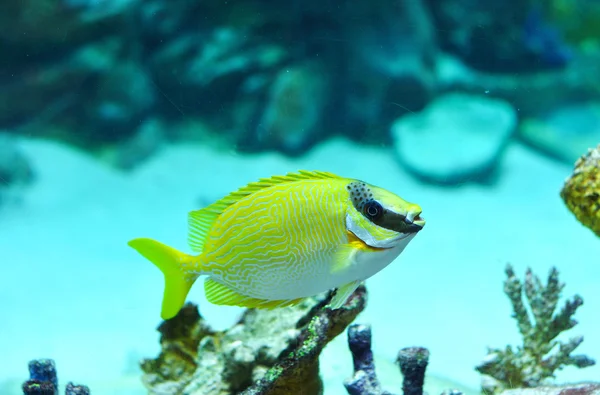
(128, 170, 425, 319)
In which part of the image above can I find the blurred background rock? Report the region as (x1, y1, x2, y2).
(1, 0, 599, 179)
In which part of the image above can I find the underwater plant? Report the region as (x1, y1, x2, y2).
(141, 284, 366, 395)
(21, 359, 89, 395)
(476, 264, 595, 394)
(561, 143, 600, 237)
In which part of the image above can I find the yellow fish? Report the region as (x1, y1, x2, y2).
(129, 170, 425, 320)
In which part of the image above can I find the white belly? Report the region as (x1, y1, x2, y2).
(249, 233, 416, 300)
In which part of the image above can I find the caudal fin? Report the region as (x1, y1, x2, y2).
(128, 238, 199, 320)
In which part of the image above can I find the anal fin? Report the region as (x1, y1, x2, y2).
(328, 280, 361, 309)
(204, 278, 303, 309)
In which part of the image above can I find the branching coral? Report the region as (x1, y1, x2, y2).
(561, 143, 600, 237)
(476, 264, 595, 394)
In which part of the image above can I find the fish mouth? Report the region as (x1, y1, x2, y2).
(403, 213, 425, 233)
(376, 210, 425, 234)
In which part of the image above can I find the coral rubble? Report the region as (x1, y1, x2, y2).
(476, 265, 595, 394)
(561, 144, 600, 237)
(21, 359, 89, 395)
(141, 285, 367, 395)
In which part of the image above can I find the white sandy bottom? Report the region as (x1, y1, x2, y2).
(0, 137, 598, 394)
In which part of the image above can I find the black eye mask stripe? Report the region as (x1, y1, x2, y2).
(347, 181, 422, 234)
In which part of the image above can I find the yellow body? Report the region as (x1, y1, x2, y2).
(129, 170, 424, 319)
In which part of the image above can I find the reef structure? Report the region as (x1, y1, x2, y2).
(141, 285, 367, 395)
(21, 359, 89, 395)
(561, 143, 600, 237)
(476, 265, 595, 394)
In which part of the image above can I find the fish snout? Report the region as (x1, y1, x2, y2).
(404, 211, 425, 233)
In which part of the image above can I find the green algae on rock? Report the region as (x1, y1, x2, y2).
(561, 144, 600, 237)
(141, 285, 367, 395)
(476, 265, 595, 394)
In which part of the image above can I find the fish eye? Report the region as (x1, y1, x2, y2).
(363, 201, 383, 221)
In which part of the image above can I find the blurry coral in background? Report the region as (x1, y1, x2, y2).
(2, 0, 599, 175)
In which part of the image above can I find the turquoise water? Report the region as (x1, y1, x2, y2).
(2, 1, 600, 394)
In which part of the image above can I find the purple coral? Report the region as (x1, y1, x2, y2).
(397, 347, 430, 395)
(21, 359, 89, 395)
(344, 323, 394, 395)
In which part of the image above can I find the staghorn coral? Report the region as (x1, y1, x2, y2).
(141, 285, 367, 395)
(560, 144, 600, 237)
(476, 264, 595, 394)
(21, 359, 89, 395)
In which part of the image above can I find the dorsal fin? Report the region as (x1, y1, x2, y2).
(188, 170, 341, 252)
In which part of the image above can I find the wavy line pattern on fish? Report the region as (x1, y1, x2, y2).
(127, 170, 425, 319)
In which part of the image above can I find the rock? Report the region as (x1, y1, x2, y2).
(148, 26, 287, 119)
(141, 285, 367, 395)
(435, 51, 600, 119)
(424, 0, 571, 72)
(499, 383, 600, 395)
(339, 0, 437, 144)
(0, 133, 33, 206)
(0, 38, 120, 128)
(0, 0, 138, 132)
(81, 60, 156, 143)
(391, 93, 516, 185)
(519, 102, 600, 164)
(0, 0, 134, 55)
(0, 134, 33, 187)
(251, 62, 331, 156)
(106, 117, 166, 170)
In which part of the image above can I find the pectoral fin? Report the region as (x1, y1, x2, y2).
(331, 231, 383, 274)
(331, 244, 360, 273)
(329, 280, 361, 309)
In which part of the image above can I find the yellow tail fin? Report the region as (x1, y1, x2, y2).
(128, 238, 199, 320)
